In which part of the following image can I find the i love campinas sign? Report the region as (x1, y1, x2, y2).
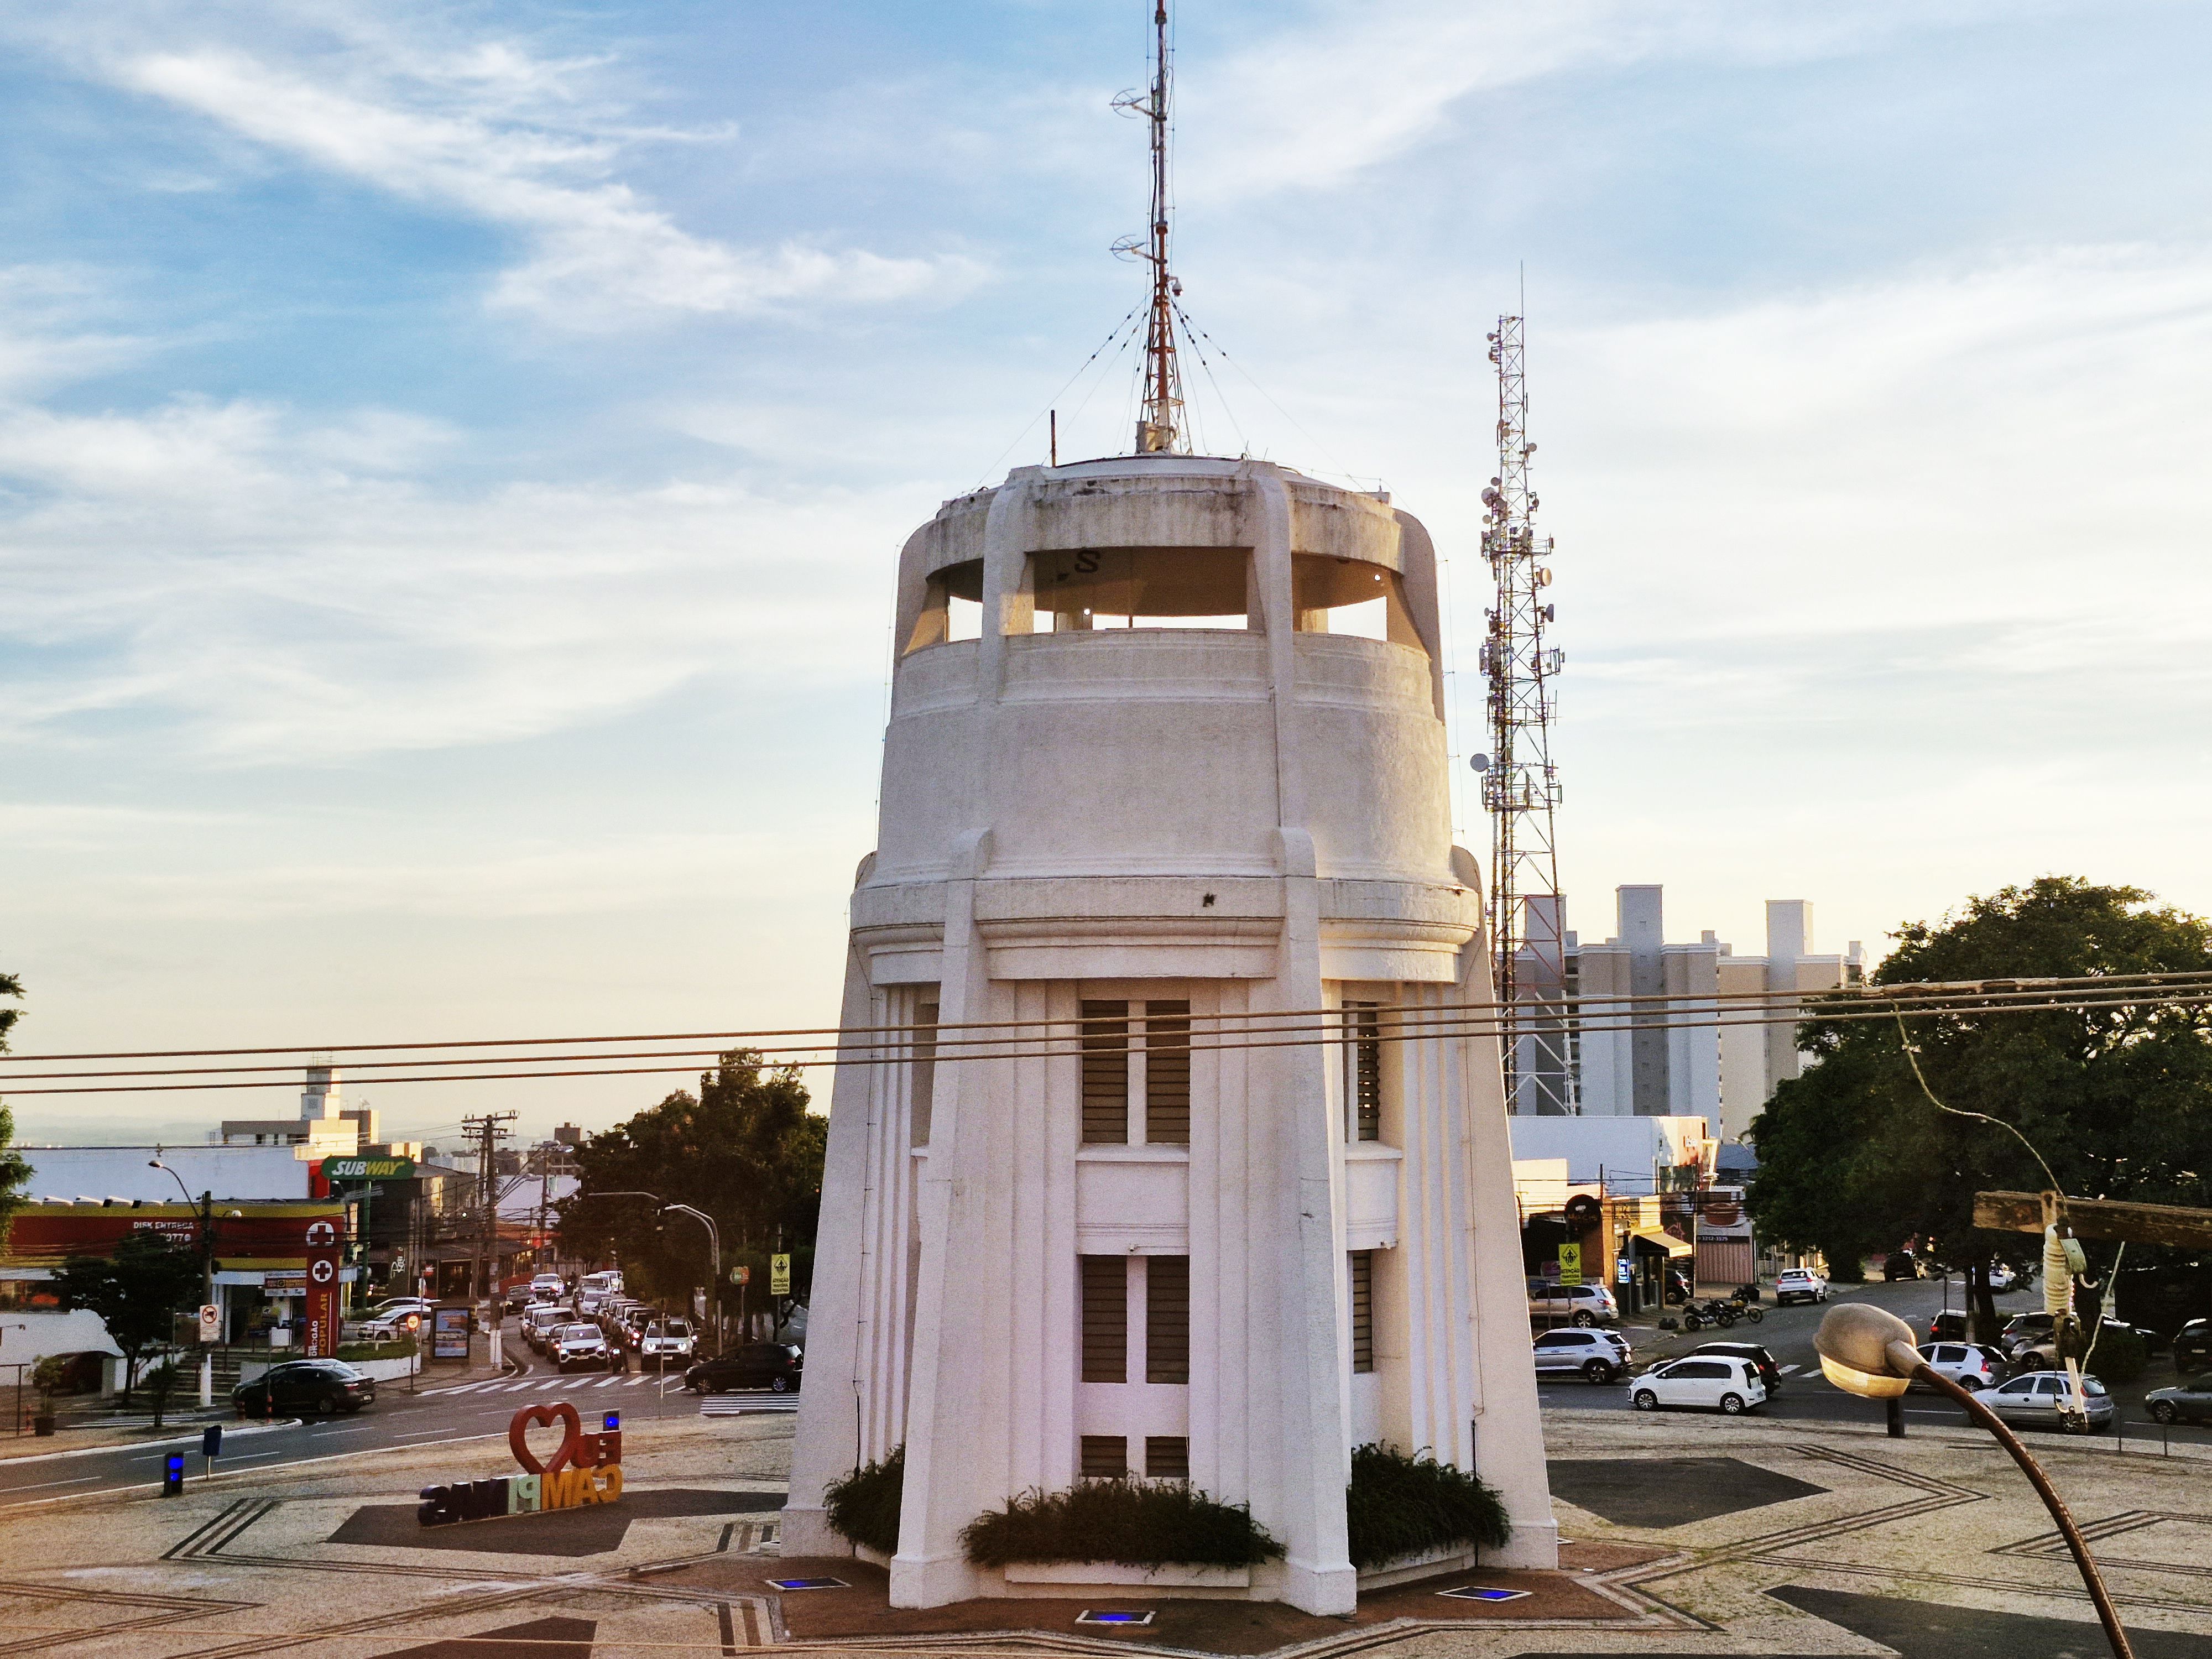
(417, 1402, 624, 1526)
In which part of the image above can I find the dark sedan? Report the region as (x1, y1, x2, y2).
(2176, 1318, 2212, 1373)
(2147, 1375, 2212, 1425)
(685, 1342, 804, 1395)
(232, 1359, 376, 1416)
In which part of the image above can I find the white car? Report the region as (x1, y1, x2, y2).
(1913, 1342, 2006, 1391)
(1631, 1355, 1768, 1415)
(1531, 1328, 1634, 1383)
(641, 1318, 697, 1369)
(1774, 1269, 1829, 1306)
(524, 1306, 567, 1352)
(552, 1323, 614, 1373)
(1985, 1371, 2114, 1431)
(1527, 1281, 1620, 1327)
(1986, 1262, 2021, 1293)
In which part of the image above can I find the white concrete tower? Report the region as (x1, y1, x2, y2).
(783, 456, 1557, 1613)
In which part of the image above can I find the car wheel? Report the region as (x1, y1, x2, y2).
(1720, 1394, 1745, 1415)
(316, 1396, 337, 1416)
(1572, 1310, 1595, 1328)
(770, 1375, 790, 1394)
(1632, 1390, 1658, 1412)
(1583, 1360, 1613, 1384)
(2152, 1401, 2178, 1425)
(1959, 1375, 1984, 1391)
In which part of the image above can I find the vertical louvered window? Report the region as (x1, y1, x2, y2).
(1081, 1000, 1130, 1144)
(1145, 1436, 1190, 1481)
(1081, 1255, 1128, 1383)
(1145, 1255, 1190, 1384)
(912, 995, 939, 1148)
(1349, 1250, 1375, 1373)
(1345, 1002, 1381, 1142)
(1081, 1435, 1128, 1478)
(1144, 1000, 1191, 1144)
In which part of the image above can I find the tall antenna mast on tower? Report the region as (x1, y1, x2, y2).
(1478, 314, 1572, 1115)
(1116, 1, 1186, 454)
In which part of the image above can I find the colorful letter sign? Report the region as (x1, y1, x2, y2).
(418, 1402, 623, 1527)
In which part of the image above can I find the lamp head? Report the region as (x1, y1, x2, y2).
(1813, 1302, 1921, 1399)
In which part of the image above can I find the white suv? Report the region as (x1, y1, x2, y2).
(641, 1318, 697, 1369)
(1775, 1268, 1829, 1306)
(552, 1323, 613, 1372)
(1532, 1328, 1634, 1383)
(1527, 1280, 1620, 1327)
(1632, 1355, 1768, 1415)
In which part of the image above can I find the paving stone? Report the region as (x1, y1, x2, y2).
(1547, 1454, 1829, 1527)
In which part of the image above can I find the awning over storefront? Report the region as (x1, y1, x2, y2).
(1629, 1225, 1694, 1259)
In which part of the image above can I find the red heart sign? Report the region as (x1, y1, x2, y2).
(508, 1402, 583, 1474)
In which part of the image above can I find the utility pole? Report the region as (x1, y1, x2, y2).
(461, 1113, 517, 1304)
(1478, 312, 1572, 1117)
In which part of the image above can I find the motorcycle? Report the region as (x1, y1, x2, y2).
(1681, 1297, 1739, 1332)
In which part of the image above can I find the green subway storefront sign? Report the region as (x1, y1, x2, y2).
(321, 1156, 416, 1182)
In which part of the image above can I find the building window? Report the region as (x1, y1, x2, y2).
(1145, 1436, 1190, 1481)
(1080, 1435, 1129, 1479)
(904, 560, 984, 653)
(911, 994, 939, 1149)
(1081, 1255, 1128, 1383)
(1081, 1002, 1130, 1144)
(1349, 1251, 1375, 1373)
(1345, 1003, 1381, 1142)
(1145, 1255, 1190, 1384)
(1144, 1001, 1190, 1145)
(1027, 548, 1249, 633)
(1291, 555, 1425, 650)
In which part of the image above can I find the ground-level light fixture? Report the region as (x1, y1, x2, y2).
(1813, 1303, 2134, 1658)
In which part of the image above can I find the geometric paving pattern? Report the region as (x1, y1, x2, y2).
(1546, 1455, 1829, 1528)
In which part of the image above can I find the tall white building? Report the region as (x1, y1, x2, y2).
(783, 457, 1556, 1614)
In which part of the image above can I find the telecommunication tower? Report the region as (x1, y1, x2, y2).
(1113, 2, 1187, 453)
(1477, 316, 1572, 1114)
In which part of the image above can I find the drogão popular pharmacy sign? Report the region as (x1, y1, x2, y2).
(417, 1402, 623, 1527)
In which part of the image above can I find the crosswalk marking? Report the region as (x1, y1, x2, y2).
(1780, 1363, 1801, 1374)
(594, 1376, 620, 1387)
(624, 1376, 650, 1386)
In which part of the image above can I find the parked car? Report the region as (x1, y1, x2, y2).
(2147, 1375, 2212, 1425)
(1531, 1328, 1634, 1383)
(1882, 1250, 1921, 1281)
(1984, 1370, 2112, 1431)
(1526, 1280, 1619, 1327)
(685, 1342, 804, 1394)
(1986, 1262, 2022, 1293)
(1774, 1268, 1829, 1306)
(1690, 1342, 1782, 1395)
(2005, 1314, 2153, 1369)
(1913, 1342, 2007, 1391)
(233, 1360, 377, 1416)
(552, 1323, 615, 1373)
(2175, 1318, 2212, 1373)
(641, 1318, 698, 1370)
(1631, 1355, 1767, 1416)
(369, 1297, 437, 1323)
(355, 1317, 406, 1343)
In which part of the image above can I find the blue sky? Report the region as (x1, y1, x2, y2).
(4, 0, 2211, 1146)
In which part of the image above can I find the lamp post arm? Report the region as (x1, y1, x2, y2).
(1892, 1343, 2133, 1659)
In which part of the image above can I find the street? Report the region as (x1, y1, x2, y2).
(1538, 1274, 2212, 1447)
(0, 1318, 798, 1512)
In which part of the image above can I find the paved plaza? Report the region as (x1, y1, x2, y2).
(1, 1406, 2209, 1656)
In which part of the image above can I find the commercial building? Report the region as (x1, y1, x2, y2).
(784, 455, 1553, 1614)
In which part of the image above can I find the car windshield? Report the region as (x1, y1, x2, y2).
(562, 1326, 599, 1340)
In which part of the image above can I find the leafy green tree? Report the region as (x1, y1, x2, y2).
(0, 974, 34, 1250)
(50, 1232, 202, 1408)
(1747, 878, 2212, 1338)
(561, 1050, 827, 1328)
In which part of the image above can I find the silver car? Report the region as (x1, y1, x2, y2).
(1531, 1327, 1634, 1383)
(1912, 1342, 2006, 1391)
(1984, 1370, 2112, 1431)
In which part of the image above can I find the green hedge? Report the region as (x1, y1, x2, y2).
(824, 1444, 905, 1556)
(2086, 1326, 2149, 1385)
(963, 1479, 1283, 1569)
(1345, 1443, 1510, 1569)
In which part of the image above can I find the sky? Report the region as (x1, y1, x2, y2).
(4, 0, 2211, 1148)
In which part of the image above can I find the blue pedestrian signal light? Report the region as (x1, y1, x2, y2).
(162, 1453, 185, 1496)
(602, 1411, 619, 1432)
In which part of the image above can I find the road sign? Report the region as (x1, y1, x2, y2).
(197, 1304, 220, 1344)
(731, 1265, 750, 1286)
(769, 1254, 791, 1296)
(1557, 1242, 1583, 1287)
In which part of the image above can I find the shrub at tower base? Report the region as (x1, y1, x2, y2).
(1345, 1443, 1510, 1569)
(962, 1479, 1284, 1570)
(823, 1444, 905, 1556)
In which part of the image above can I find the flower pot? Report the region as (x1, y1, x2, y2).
(33, 1415, 55, 1437)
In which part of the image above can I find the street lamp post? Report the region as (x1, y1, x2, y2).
(1814, 1303, 2134, 1659)
(150, 1160, 214, 1407)
(587, 1192, 724, 1356)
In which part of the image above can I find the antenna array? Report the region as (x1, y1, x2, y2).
(1478, 316, 1573, 1115)
(1115, 2, 1187, 453)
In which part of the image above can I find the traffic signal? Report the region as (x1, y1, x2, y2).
(162, 1454, 185, 1496)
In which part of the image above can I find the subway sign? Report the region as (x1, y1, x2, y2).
(321, 1156, 416, 1181)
